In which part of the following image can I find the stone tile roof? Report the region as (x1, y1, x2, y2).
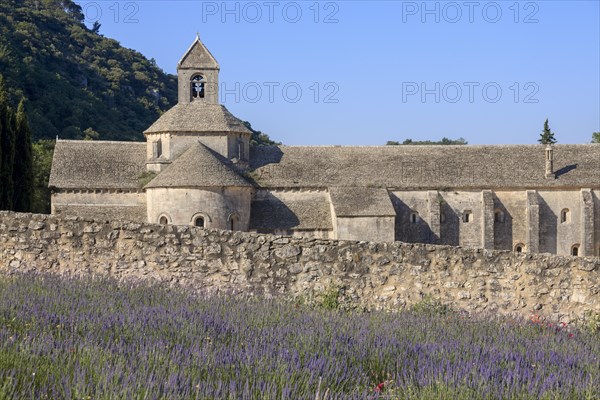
(329, 187, 395, 217)
(50, 141, 600, 194)
(145, 142, 252, 188)
(178, 36, 219, 69)
(49, 140, 147, 190)
(144, 103, 251, 135)
(250, 192, 332, 230)
(249, 145, 600, 189)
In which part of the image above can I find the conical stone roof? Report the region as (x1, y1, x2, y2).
(144, 103, 251, 135)
(145, 142, 252, 189)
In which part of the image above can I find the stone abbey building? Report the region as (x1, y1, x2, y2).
(49, 37, 600, 257)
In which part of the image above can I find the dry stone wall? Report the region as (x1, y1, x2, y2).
(1, 212, 599, 321)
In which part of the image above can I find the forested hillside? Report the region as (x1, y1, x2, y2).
(0, 0, 178, 141)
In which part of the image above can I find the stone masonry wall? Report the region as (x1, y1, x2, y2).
(1, 212, 599, 321)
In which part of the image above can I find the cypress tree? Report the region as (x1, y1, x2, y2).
(0, 75, 16, 210)
(0, 107, 2, 191)
(12, 99, 34, 212)
(538, 118, 557, 145)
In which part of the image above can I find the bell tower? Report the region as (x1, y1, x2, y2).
(144, 35, 251, 173)
(177, 34, 220, 104)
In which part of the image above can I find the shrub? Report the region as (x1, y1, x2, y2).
(410, 294, 453, 316)
(585, 311, 600, 334)
(319, 285, 340, 310)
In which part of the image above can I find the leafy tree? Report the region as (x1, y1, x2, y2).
(91, 21, 101, 34)
(0, 75, 16, 210)
(61, 0, 84, 22)
(439, 137, 467, 145)
(386, 137, 468, 145)
(83, 127, 100, 140)
(12, 99, 34, 211)
(592, 132, 600, 144)
(538, 119, 557, 144)
(243, 121, 280, 146)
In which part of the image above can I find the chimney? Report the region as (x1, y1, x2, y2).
(545, 145, 555, 179)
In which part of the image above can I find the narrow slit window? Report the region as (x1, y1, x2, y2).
(152, 140, 162, 158)
(560, 209, 570, 224)
(410, 212, 419, 224)
(238, 140, 246, 161)
(463, 211, 473, 223)
(229, 214, 239, 231)
(494, 209, 505, 223)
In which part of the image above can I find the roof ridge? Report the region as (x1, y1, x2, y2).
(56, 139, 146, 145)
(271, 144, 599, 148)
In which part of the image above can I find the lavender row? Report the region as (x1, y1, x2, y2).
(0, 273, 598, 399)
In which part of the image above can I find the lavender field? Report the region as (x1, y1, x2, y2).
(0, 273, 598, 399)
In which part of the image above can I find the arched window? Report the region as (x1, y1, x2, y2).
(560, 209, 570, 224)
(571, 244, 579, 257)
(191, 75, 205, 99)
(514, 243, 525, 253)
(463, 210, 473, 223)
(410, 211, 419, 224)
(494, 209, 505, 223)
(191, 213, 210, 229)
(228, 213, 239, 231)
(158, 215, 169, 225)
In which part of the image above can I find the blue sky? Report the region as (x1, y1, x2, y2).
(77, 1, 600, 145)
